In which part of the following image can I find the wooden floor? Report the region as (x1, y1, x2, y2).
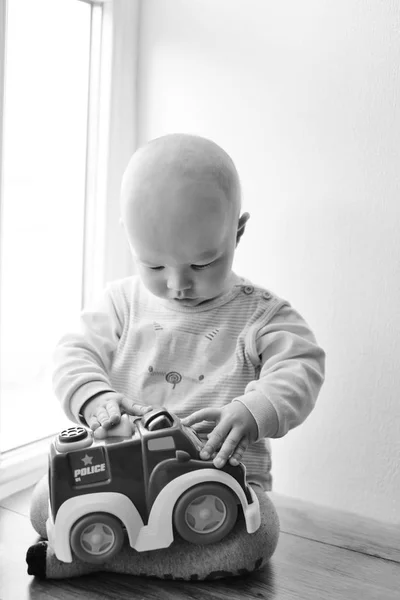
(1, 486, 399, 600)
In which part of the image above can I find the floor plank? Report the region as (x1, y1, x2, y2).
(1, 487, 400, 600)
(270, 492, 400, 564)
(270, 531, 400, 600)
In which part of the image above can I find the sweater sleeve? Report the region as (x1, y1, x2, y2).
(234, 303, 325, 440)
(52, 285, 124, 423)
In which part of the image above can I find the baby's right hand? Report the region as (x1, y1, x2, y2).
(82, 392, 152, 439)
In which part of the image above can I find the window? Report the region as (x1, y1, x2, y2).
(0, 0, 91, 452)
(0, 0, 138, 499)
(148, 437, 176, 452)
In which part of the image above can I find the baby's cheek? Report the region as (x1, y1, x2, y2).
(207, 262, 231, 288)
(139, 270, 164, 296)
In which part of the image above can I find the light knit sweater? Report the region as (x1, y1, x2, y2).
(53, 274, 325, 490)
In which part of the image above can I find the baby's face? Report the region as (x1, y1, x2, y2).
(123, 173, 238, 307)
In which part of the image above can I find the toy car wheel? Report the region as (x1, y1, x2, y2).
(173, 483, 238, 545)
(70, 513, 124, 564)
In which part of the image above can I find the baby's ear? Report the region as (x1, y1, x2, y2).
(236, 212, 250, 246)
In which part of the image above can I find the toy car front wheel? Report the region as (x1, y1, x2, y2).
(173, 483, 238, 545)
(70, 513, 124, 564)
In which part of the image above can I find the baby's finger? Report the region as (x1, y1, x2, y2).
(228, 438, 249, 466)
(105, 400, 121, 427)
(181, 408, 221, 427)
(213, 432, 242, 468)
(200, 421, 231, 460)
(95, 405, 115, 429)
(120, 397, 153, 416)
(87, 415, 101, 432)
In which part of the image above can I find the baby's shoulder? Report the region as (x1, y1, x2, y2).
(229, 277, 291, 329)
(236, 276, 288, 307)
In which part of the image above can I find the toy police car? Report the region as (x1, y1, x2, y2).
(46, 408, 261, 564)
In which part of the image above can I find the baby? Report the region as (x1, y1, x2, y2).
(27, 133, 325, 581)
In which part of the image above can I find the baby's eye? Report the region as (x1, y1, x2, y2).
(191, 261, 214, 271)
(147, 261, 215, 271)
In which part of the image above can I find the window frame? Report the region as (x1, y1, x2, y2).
(0, 0, 139, 500)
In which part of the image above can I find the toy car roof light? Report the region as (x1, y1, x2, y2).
(59, 427, 88, 442)
(56, 426, 93, 452)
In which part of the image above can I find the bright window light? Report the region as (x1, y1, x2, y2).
(0, 0, 91, 451)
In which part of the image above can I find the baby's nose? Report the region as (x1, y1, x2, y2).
(166, 270, 191, 292)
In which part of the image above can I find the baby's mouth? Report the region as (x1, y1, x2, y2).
(172, 293, 195, 300)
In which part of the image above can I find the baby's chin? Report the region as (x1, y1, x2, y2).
(167, 289, 230, 307)
(145, 283, 233, 306)
(151, 291, 219, 307)
(165, 295, 207, 307)
(171, 297, 208, 307)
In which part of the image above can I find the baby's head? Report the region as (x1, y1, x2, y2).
(120, 133, 249, 306)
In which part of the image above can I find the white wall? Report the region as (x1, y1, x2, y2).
(136, 0, 400, 524)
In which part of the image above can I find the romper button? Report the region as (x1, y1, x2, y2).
(262, 291, 272, 300)
(243, 285, 254, 295)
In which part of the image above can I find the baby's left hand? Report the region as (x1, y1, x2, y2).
(181, 401, 258, 469)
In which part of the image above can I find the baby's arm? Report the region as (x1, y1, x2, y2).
(237, 304, 325, 440)
(183, 304, 325, 467)
(53, 285, 151, 436)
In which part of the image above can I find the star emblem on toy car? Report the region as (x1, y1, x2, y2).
(81, 454, 93, 466)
